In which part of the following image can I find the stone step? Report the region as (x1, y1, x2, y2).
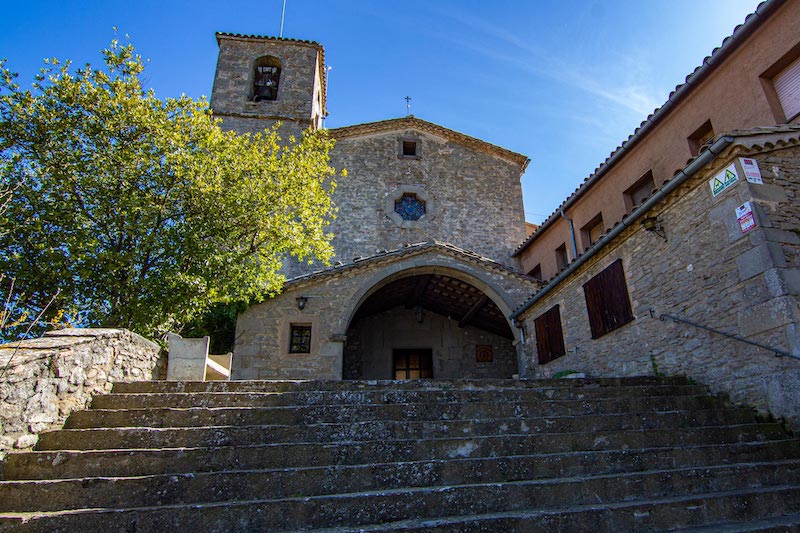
(35, 418, 784, 452)
(88, 391, 727, 416)
(68, 396, 734, 428)
(7, 428, 794, 481)
(63, 407, 755, 439)
(110, 376, 691, 394)
(3, 480, 800, 532)
(89, 384, 712, 410)
(675, 513, 800, 532)
(345, 487, 800, 532)
(1, 452, 797, 514)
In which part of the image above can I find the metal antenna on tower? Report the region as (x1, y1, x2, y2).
(280, 0, 287, 37)
(405, 96, 412, 116)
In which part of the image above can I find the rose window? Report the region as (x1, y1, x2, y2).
(394, 193, 426, 221)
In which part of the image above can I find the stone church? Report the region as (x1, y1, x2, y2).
(212, 33, 541, 382)
(211, 0, 800, 429)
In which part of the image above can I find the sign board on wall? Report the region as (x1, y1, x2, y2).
(710, 163, 739, 197)
(740, 157, 763, 184)
(736, 201, 757, 234)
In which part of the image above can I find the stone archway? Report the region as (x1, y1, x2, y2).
(343, 270, 518, 380)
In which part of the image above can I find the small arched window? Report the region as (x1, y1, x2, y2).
(252, 56, 281, 102)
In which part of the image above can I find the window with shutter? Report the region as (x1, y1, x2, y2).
(582, 259, 635, 339)
(534, 305, 566, 364)
(687, 120, 715, 156)
(774, 55, 800, 121)
(624, 170, 656, 212)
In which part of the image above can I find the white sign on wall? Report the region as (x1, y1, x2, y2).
(736, 201, 757, 234)
(740, 157, 763, 184)
(710, 163, 739, 197)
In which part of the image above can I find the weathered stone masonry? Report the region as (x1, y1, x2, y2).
(0, 329, 163, 455)
(234, 244, 540, 380)
(516, 130, 800, 427)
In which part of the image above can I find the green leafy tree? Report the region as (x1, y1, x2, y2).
(0, 37, 337, 341)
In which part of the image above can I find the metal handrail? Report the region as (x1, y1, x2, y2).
(658, 312, 800, 361)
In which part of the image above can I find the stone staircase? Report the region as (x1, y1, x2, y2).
(1, 377, 799, 531)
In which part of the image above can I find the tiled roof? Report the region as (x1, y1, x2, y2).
(215, 32, 327, 114)
(511, 124, 800, 312)
(329, 116, 530, 171)
(513, 0, 785, 257)
(284, 241, 541, 290)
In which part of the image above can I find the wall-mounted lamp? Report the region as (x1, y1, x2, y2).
(296, 296, 309, 310)
(413, 304, 425, 324)
(641, 216, 667, 241)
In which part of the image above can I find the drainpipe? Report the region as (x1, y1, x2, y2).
(560, 209, 578, 261)
(510, 135, 735, 321)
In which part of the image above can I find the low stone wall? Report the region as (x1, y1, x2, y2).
(0, 328, 163, 456)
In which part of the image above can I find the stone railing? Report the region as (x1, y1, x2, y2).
(0, 328, 164, 456)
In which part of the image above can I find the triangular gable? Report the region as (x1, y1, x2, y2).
(329, 116, 529, 171)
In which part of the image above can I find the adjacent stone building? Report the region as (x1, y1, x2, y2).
(212, 0, 800, 426)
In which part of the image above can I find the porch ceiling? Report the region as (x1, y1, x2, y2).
(352, 274, 513, 339)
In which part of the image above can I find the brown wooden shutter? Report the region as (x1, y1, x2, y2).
(534, 305, 565, 364)
(583, 259, 634, 339)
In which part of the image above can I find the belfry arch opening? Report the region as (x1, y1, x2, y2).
(252, 56, 282, 102)
(343, 273, 518, 380)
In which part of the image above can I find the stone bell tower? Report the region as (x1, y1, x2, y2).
(210, 33, 326, 139)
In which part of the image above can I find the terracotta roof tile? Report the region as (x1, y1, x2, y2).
(329, 116, 530, 170)
(284, 241, 541, 290)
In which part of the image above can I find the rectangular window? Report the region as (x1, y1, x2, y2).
(624, 170, 656, 212)
(393, 349, 433, 379)
(687, 119, 715, 156)
(774, 55, 800, 121)
(527, 263, 542, 281)
(289, 324, 312, 354)
(402, 140, 417, 156)
(581, 213, 604, 250)
(583, 259, 635, 339)
(534, 305, 566, 364)
(555, 243, 568, 272)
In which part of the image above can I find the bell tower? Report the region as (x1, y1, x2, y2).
(211, 33, 326, 138)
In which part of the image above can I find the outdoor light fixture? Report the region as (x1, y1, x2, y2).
(414, 304, 425, 324)
(296, 296, 308, 310)
(641, 216, 667, 241)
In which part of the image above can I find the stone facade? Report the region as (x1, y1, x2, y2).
(234, 244, 540, 380)
(516, 133, 800, 427)
(281, 121, 528, 278)
(211, 34, 325, 139)
(0, 329, 163, 455)
(328, 122, 525, 265)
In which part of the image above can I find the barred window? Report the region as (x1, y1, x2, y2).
(289, 324, 312, 354)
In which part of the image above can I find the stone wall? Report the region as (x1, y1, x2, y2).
(517, 144, 800, 427)
(282, 128, 526, 279)
(235, 245, 539, 380)
(344, 307, 517, 380)
(0, 328, 163, 455)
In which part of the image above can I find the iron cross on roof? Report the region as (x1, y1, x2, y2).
(405, 96, 412, 116)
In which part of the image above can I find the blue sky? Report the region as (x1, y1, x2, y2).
(2, 0, 761, 224)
